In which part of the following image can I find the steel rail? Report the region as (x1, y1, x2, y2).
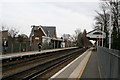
(2, 48, 84, 80)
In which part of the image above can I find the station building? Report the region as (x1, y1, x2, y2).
(29, 25, 64, 50)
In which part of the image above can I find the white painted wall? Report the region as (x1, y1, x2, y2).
(87, 30, 106, 39)
(61, 42, 65, 48)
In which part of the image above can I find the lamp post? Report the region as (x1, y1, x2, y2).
(102, 24, 104, 47)
(103, 0, 113, 49)
(109, 11, 112, 49)
(108, 0, 113, 49)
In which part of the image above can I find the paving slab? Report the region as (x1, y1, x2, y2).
(50, 49, 92, 79)
(81, 51, 100, 78)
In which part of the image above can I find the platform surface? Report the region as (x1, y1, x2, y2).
(50, 48, 93, 79)
(0, 47, 77, 60)
(81, 51, 101, 78)
(50, 48, 100, 79)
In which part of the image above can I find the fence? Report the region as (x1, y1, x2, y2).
(6, 42, 35, 53)
(3, 41, 55, 54)
(97, 46, 120, 78)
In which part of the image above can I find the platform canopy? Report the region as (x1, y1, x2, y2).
(86, 29, 106, 40)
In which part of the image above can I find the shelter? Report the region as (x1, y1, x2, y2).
(86, 29, 106, 46)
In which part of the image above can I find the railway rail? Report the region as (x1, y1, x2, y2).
(2, 48, 76, 72)
(2, 48, 77, 78)
(2, 48, 87, 80)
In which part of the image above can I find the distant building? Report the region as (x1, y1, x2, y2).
(62, 34, 75, 47)
(29, 25, 63, 49)
(1, 30, 8, 41)
(29, 25, 57, 43)
(1, 30, 31, 53)
(86, 28, 106, 46)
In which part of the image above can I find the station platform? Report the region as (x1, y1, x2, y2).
(0, 47, 77, 60)
(50, 48, 100, 79)
(81, 50, 100, 78)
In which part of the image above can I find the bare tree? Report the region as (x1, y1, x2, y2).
(8, 28, 19, 38)
(94, 3, 110, 33)
(74, 28, 81, 41)
(62, 34, 71, 40)
(2, 25, 9, 31)
(1, 25, 19, 38)
(94, 0, 120, 50)
(77, 32, 83, 48)
(82, 29, 90, 48)
(75, 28, 81, 36)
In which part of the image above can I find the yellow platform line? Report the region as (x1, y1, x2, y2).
(77, 51, 92, 79)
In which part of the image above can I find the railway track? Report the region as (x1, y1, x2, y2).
(2, 49, 74, 71)
(2, 49, 76, 68)
(2, 48, 87, 80)
(2, 49, 77, 78)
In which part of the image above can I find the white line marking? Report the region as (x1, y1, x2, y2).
(50, 49, 90, 79)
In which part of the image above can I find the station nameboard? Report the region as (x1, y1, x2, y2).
(86, 29, 106, 39)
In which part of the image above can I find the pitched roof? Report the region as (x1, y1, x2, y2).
(41, 26, 56, 37)
(87, 28, 101, 34)
(29, 25, 56, 38)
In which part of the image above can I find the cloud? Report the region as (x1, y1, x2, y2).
(1, 2, 99, 37)
(1, 0, 101, 3)
(41, 3, 94, 36)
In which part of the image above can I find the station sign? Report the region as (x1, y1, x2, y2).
(87, 29, 106, 39)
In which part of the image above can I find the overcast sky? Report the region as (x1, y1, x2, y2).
(1, 0, 102, 37)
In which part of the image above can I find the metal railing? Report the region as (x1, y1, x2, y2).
(97, 46, 120, 78)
